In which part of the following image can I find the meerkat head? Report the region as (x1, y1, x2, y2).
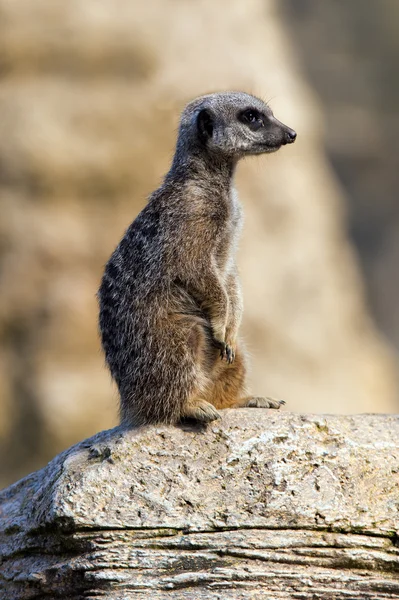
(178, 91, 296, 162)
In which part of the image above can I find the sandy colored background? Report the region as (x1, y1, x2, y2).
(0, 0, 398, 487)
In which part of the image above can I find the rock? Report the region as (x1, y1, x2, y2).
(1, 410, 399, 598)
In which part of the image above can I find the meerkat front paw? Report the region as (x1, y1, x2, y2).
(244, 396, 286, 409)
(212, 339, 236, 364)
(181, 400, 221, 423)
(222, 342, 235, 364)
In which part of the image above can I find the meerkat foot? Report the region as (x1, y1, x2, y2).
(244, 396, 286, 409)
(182, 400, 221, 423)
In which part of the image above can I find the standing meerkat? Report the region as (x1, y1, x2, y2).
(99, 91, 296, 426)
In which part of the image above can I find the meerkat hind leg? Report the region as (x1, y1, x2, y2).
(209, 348, 286, 411)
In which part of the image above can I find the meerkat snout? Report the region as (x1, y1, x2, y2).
(283, 127, 297, 144)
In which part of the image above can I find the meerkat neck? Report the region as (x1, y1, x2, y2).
(167, 142, 236, 192)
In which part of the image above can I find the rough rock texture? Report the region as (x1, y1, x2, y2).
(0, 0, 398, 487)
(1, 410, 399, 599)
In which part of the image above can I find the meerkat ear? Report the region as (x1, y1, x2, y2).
(197, 109, 214, 142)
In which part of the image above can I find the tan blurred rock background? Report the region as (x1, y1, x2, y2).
(0, 0, 398, 488)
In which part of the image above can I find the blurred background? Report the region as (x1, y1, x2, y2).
(0, 0, 398, 488)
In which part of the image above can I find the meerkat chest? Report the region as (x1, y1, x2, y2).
(229, 188, 243, 233)
(227, 188, 243, 237)
(215, 188, 243, 272)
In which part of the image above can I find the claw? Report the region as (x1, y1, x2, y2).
(212, 338, 226, 351)
(212, 338, 236, 364)
(225, 344, 235, 364)
(219, 343, 235, 364)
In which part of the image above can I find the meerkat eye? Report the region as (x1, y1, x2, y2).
(243, 111, 258, 123)
(239, 109, 264, 130)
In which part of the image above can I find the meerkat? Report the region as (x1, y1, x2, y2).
(98, 91, 296, 426)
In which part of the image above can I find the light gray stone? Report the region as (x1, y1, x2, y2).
(1, 410, 399, 598)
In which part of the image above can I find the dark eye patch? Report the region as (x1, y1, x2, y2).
(238, 108, 265, 130)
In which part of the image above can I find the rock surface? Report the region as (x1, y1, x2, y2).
(1, 410, 399, 598)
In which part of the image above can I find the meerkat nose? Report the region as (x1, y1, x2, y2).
(285, 128, 297, 144)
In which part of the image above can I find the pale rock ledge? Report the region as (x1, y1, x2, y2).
(1, 410, 399, 599)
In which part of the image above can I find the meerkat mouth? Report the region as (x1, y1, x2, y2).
(255, 142, 282, 153)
